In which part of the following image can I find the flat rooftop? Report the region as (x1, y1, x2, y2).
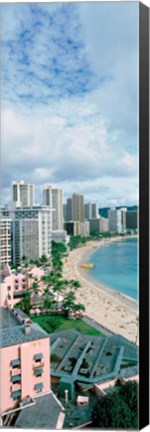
(15, 392, 63, 429)
(0, 307, 49, 348)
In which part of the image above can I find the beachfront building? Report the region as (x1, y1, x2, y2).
(0, 307, 65, 428)
(0, 265, 45, 309)
(126, 210, 138, 230)
(65, 197, 73, 221)
(84, 203, 92, 220)
(72, 193, 84, 222)
(1, 206, 52, 266)
(89, 218, 100, 235)
(43, 186, 63, 231)
(64, 221, 80, 236)
(12, 219, 39, 265)
(52, 230, 69, 244)
(0, 307, 50, 415)
(0, 218, 12, 269)
(91, 203, 99, 219)
(79, 220, 90, 237)
(99, 217, 109, 233)
(11, 181, 34, 207)
(108, 208, 122, 233)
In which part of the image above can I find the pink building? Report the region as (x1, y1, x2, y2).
(0, 307, 65, 429)
(0, 265, 45, 309)
(0, 307, 50, 417)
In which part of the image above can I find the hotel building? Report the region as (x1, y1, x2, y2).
(84, 203, 92, 220)
(0, 218, 12, 268)
(11, 181, 34, 207)
(65, 197, 73, 221)
(0, 307, 65, 428)
(91, 203, 99, 219)
(72, 193, 84, 222)
(126, 210, 138, 230)
(0, 307, 50, 415)
(1, 206, 52, 265)
(43, 186, 63, 231)
(108, 208, 122, 233)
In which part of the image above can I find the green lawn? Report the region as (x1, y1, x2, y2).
(32, 314, 104, 337)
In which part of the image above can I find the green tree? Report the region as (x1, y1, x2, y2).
(21, 291, 31, 314)
(92, 382, 138, 429)
(63, 291, 76, 317)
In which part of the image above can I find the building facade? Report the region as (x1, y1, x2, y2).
(43, 186, 63, 231)
(84, 203, 92, 220)
(72, 194, 84, 222)
(1, 206, 52, 266)
(91, 203, 99, 219)
(126, 211, 138, 229)
(0, 307, 50, 416)
(99, 217, 109, 233)
(66, 198, 73, 222)
(108, 208, 122, 233)
(11, 181, 34, 207)
(0, 218, 12, 268)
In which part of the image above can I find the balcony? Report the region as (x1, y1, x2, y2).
(33, 361, 44, 369)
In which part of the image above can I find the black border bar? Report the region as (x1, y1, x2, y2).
(139, 2, 149, 430)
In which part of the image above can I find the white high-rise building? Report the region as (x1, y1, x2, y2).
(43, 186, 63, 230)
(1, 206, 52, 266)
(108, 208, 122, 233)
(11, 180, 34, 207)
(0, 218, 12, 268)
(91, 203, 99, 219)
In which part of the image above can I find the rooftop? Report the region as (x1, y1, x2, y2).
(50, 329, 138, 385)
(14, 392, 64, 429)
(0, 307, 49, 348)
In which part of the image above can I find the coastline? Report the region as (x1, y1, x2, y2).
(63, 236, 139, 344)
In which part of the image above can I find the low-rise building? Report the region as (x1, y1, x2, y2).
(52, 230, 69, 244)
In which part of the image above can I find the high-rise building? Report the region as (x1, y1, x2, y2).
(84, 203, 92, 220)
(1, 206, 52, 266)
(0, 218, 12, 268)
(126, 210, 138, 229)
(99, 217, 109, 233)
(91, 203, 99, 219)
(12, 219, 39, 265)
(66, 197, 73, 221)
(43, 186, 63, 230)
(72, 193, 84, 222)
(108, 208, 122, 233)
(11, 181, 34, 207)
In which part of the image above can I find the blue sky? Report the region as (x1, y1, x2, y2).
(1, 2, 139, 207)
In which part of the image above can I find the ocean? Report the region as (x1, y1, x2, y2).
(88, 238, 138, 301)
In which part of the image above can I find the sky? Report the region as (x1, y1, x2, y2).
(1, 1, 139, 208)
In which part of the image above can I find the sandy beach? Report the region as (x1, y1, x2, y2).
(63, 236, 139, 345)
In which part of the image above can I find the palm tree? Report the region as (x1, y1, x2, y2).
(63, 291, 76, 317)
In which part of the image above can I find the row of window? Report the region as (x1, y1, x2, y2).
(11, 354, 43, 369)
(11, 382, 43, 400)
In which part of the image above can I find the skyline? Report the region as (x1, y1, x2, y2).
(2, 2, 139, 207)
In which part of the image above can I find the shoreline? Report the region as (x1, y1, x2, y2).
(77, 236, 138, 311)
(63, 236, 139, 344)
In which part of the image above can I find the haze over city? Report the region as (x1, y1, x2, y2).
(2, 2, 139, 207)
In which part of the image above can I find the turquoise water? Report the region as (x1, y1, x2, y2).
(88, 239, 138, 301)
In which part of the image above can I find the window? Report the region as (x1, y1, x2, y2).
(11, 359, 21, 368)
(7, 286, 11, 291)
(11, 390, 21, 400)
(8, 294, 11, 300)
(34, 353, 43, 362)
(15, 285, 19, 290)
(11, 374, 21, 384)
(22, 284, 26, 289)
(34, 383, 43, 393)
(34, 368, 43, 377)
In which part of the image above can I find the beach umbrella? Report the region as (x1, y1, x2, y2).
(35, 308, 41, 315)
(29, 309, 35, 316)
